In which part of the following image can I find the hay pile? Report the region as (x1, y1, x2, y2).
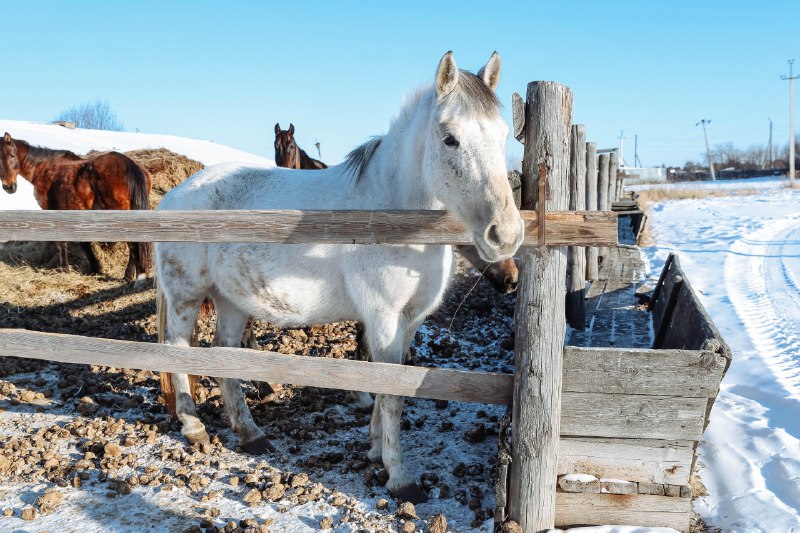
(0, 148, 204, 278)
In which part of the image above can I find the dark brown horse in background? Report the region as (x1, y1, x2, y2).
(0, 132, 152, 283)
(274, 123, 327, 170)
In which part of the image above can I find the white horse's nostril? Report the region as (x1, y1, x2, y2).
(486, 224, 502, 247)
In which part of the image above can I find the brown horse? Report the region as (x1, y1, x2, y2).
(274, 123, 327, 169)
(0, 132, 152, 282)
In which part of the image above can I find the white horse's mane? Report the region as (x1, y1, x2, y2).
(345, 71, 501, 183)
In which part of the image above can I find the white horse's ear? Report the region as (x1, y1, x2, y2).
(477, 51, 501, 92)
(435, 51, 459, 98)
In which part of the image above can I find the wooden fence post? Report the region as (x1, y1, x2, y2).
(597, 153, 610, 267)
(608, 151, 619, 203)
(585, 142, 599, 281)
(566, 124, 586, 330)
(510, 81, 573, 530)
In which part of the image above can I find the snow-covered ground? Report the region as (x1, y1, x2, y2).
(0, 119, 274, 211)
(640, 177, 800, 532)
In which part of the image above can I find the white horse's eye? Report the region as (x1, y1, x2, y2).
(443, 134, 460, 148)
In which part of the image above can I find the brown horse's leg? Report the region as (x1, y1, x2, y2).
(57, 242, 70, 273)
(126, 242, 152, 286)
(80, 242, 100, 274)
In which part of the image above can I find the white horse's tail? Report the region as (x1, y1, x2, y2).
(156, 279, 199, 417)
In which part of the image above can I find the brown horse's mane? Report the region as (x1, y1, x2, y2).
(15, 139, 84, 165)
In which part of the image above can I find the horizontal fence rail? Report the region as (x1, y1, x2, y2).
(0, 209, 617, 247)
(0, 329, 514, 405)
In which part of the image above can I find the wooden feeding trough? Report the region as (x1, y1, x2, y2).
(496, 248, 731, 531)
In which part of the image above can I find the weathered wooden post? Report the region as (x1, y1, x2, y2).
(566, 124, 586, 329)
(510, 81, 573, 530)
(597, 153, 610, 266)
(585, 142, 599, 280)
(608, 151, 619, 203)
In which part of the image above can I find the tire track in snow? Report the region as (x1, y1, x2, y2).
(725, 217, 800, 397)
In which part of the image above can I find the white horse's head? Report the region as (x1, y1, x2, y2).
(427, 51, 524, 262)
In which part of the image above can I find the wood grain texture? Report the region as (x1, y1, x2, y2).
(0, 329, 513, 405)
(608, 151, 619, 203)
(0, 209, 617, 247)
(512, 92, 526, 143)
(510, 81, 573, 530)
(555, 492, 691, 531)
(566, 124, 587, 330)
(558, 436, 694, 485)
(563, 346, 727, 398)
(560, 392, 707, 441)
(585, 142, 599, 281)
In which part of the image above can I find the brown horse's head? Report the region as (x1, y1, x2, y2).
(0, 133, 20, 194)
(274, 123, 299, 169)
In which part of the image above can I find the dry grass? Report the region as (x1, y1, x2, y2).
(635, 186, 759, 205)
(633, 185, 761, 246)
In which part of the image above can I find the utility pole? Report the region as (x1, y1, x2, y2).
(766, 118, 773, 169)
(634, 134, 642, 167)
(617, 130, 625, 165)
(696, 119, 716, 180)
(782, 59, 798, 186)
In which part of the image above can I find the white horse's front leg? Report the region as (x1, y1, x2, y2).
(365, 314, 428, 504)
(213, 297, 274, 454)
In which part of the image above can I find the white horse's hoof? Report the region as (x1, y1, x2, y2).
(389, 483, 428, 504)
(240, 435, 275, 455)
(184, 430, 211, 446)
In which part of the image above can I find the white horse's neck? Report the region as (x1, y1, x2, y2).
(354, 87, 443, 211)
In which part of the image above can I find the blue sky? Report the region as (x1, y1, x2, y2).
(2, 1, 797, 168)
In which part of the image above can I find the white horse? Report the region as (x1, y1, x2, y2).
(155, 51, 524, 503)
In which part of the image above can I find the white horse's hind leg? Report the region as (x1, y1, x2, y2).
(213, 296, 274, 454)
(164, 296, 210, 445)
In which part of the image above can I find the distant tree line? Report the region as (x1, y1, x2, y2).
(669, 136, 798, 181)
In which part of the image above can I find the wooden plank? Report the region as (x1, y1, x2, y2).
(651, 254, 678, 334)
(558, 437, 694, 485)
(585, 142, 599, 281)
(608, 152, 619, 204)
(563, 346, 727, 398)
(510, 80, 572, 530)
(561, 392, 708, 441)
(512, 92, 525, 143)
(555, 491, 691, 531)
(566, 124, 587, 330)
(0, 209, 617, 247)
(0, 329, 514, 405)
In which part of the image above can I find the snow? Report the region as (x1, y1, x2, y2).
(0, 119, 274, 211)
(641, 177, 800, 531)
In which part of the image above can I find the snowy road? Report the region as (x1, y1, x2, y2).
(641, 180, 800, 532)
(727, 217, 800, 398)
